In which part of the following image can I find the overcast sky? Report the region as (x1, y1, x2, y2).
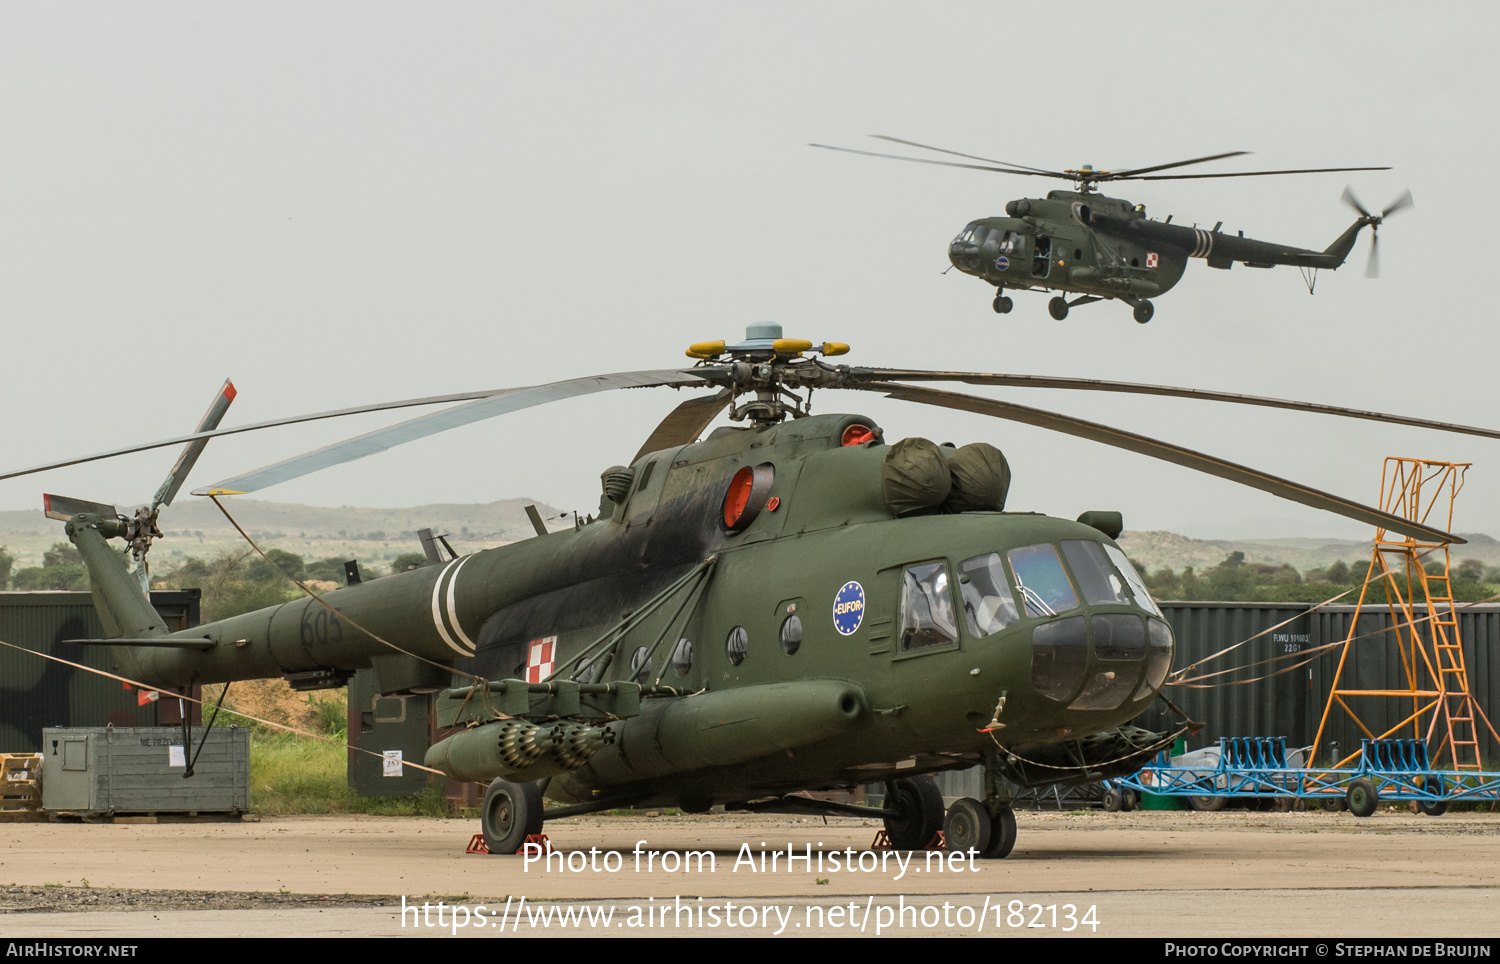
(1, 3, 1494, 542)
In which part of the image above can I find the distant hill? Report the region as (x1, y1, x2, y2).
(0, 498, 564, 570)
(3, 499, 1494, 577)
(1118, 530, 1500, 574)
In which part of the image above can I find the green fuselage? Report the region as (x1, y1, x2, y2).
(949, 190, 1363, 300)
(89, 411, 1172, 808)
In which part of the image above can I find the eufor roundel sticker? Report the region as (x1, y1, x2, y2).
(832, 581, 865, 636)
(994, 255, 1010, 271)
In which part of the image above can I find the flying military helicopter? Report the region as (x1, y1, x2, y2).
(812, 137, 1411, 323)
(8, 324, 1494, 859)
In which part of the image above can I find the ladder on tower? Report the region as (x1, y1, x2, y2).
(1312, 458, 1500, 772)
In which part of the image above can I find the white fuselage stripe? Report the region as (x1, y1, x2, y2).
(429, 556, 475, 655)
(445, 555, 478, 651)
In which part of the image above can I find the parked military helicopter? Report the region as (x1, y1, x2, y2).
(10, 324, 1494, 859)
(812, 137, 1410, 323)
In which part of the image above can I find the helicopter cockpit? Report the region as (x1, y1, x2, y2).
(894, 523, 1173, 729)
(949, 220, 1029, 278)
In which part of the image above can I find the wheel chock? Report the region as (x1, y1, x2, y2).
(467, 832, 553, 856)
(870, 830, 945, 851)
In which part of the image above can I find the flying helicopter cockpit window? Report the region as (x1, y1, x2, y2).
(1006, 544, 1079, 618)
(1061, 540, 1133, 607)
(1103, 544, 1163, 617)
(900, 562, 959, 651)
(958, 552, 1020, 638)
(997, 231, 1023, 256)
(954, 224, 977, 244)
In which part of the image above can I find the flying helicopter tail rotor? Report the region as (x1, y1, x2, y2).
(1342, 186, 1411, 280)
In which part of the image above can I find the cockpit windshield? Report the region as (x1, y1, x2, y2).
(1006, 544, 1079, 617)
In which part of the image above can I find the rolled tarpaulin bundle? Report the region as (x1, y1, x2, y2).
(881, 437, 950, 517)
(945, 442, 1010, 513)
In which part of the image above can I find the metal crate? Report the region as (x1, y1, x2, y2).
(40, 726, 249, 816)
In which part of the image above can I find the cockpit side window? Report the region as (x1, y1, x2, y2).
(998, 231, 1023, 255)
(958, 552, 1019, 638)
(899, 562, 959, 651)
(1006, 544, 1079, 618)
(1061, 540, 1133, 607)
(1103, 544, 1163, 617)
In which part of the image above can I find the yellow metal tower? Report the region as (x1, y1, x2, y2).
(1312, 458, 1498, 770)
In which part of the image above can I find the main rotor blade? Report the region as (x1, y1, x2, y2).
(1133, 166, 1390, 182)
(194, 370, 707, 496)
(0, 385, 666, 485)
(1366, 232, 1380, 279)
(152, 378, 237, 512)
(859, 382, 1463, 544)
(808, 143, 1059, 179)
(862, 369, 1500, 441)
(869, 136, 1062, 175)
(632, 389, 731, 463)
(1106, 151, 1251, 178)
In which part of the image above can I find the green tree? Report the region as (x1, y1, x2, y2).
(388, 552, 427, 575)
(0, 545, 13, 589)
(43, 542, 83, 568)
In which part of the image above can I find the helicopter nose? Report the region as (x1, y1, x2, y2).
(948, 238, 979, 272)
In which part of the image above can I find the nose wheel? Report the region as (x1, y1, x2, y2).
(992, 293, 1013, 314)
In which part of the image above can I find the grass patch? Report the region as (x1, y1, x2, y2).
(245, 691, 449, 816)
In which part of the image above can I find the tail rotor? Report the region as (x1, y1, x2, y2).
(1342, 186, 1413, 279)
(44, 380, 236, 593)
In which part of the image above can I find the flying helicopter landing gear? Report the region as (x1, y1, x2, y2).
(480, 778, 545, 855)
(992, 292, 1013, 314)
(882, 775, 945, 850)
(1133, 300, 1154, 324)
(1048, 296, 1069, 321)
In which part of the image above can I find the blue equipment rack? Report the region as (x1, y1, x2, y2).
(1109, 737, 1500, 815)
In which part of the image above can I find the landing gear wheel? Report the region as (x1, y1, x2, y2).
(883, 776, 944, 850)
(1133, 300, 1154, 324)
(1123, 789, 1140, 811)
(481, 778, 544, 854)
(1102, 787, 1124, 812)
(1418, 776, 1447, 817)
(943, 797, 991, 855)
(992, 294, 1013, 314)
(1345, 778, 1378, 818)
(980, 805, 1017, 859)
(1048, 296, 1069, 321)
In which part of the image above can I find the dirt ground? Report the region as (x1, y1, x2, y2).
(2, 808, 1498, 938)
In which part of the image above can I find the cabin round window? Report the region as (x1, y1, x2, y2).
(780, 614, 803, 655)
(630, 646, 651, 684)
(725, 626, 748, 666)
(671, 638, 693, 678)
